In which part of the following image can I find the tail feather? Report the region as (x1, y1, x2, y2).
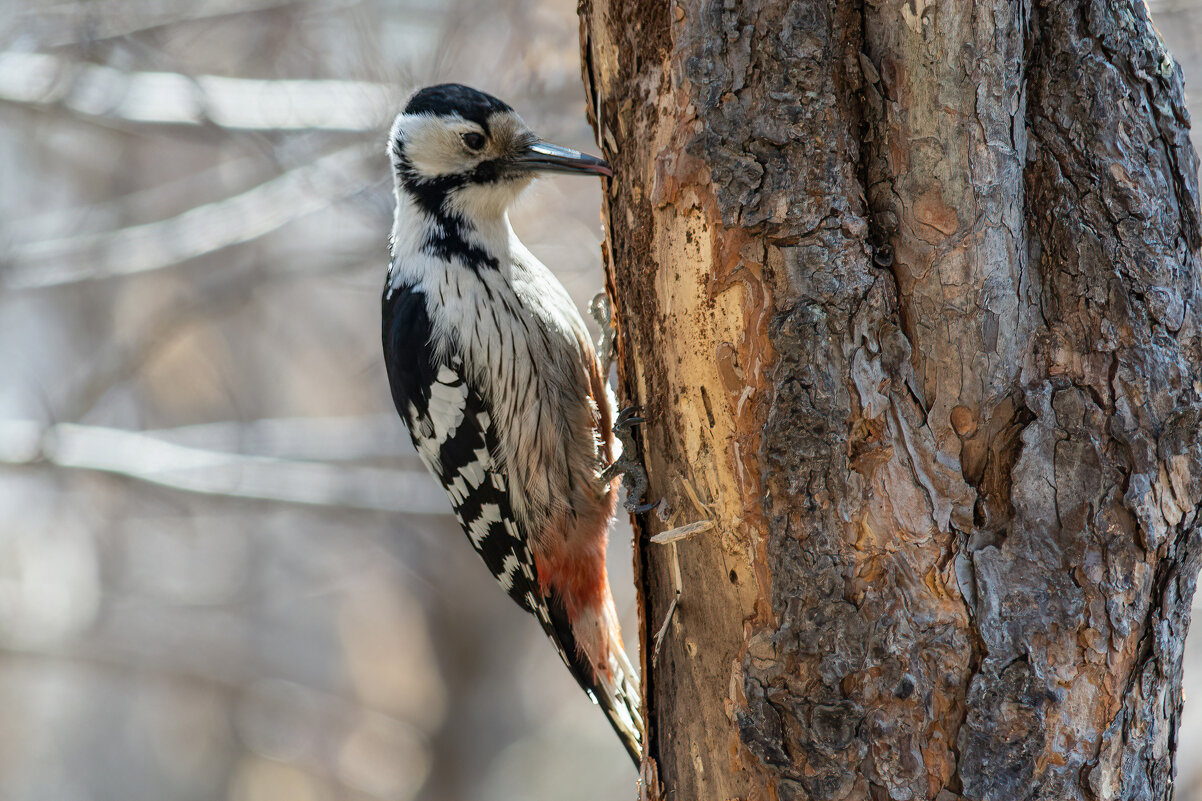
(542, 586, 644, 764)
(596, 634, 643, 764)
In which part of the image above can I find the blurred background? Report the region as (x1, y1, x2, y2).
(2, 1, 1202, 800)
(0, 1, 636, 800)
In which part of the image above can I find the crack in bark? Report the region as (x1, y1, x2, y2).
(580, 0, 1202, 797)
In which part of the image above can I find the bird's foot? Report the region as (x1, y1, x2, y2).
(602, 406, 657, 514)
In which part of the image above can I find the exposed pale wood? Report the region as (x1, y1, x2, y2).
(580, 1, 1202, 798)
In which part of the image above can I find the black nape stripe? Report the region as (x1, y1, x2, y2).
(391, 151, 503, 272)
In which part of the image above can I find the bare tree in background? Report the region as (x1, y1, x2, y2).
(580, 0, 1202, 798)
(0, 3, 639, 800)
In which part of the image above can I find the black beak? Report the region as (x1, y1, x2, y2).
(514, 141, 612, 178)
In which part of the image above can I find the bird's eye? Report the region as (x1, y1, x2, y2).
(462, 132, 486, 151)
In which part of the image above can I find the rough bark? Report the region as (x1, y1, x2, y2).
(578, 1, 1202, 799)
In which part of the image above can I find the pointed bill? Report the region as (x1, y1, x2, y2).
(514, 141, 612, 177)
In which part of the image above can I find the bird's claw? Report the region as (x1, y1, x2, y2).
(615, 405, 645, 430)
(604, 405, 657, 514)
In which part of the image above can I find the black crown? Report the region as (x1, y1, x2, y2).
(404, 84, 513, 131)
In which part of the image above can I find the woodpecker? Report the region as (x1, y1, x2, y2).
(381, 84, 643, 763)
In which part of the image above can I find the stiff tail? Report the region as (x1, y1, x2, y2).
(595, 631, 644, 764)
(541, 585, 644, 764)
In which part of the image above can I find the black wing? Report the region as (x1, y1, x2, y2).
(383, 282, 543, 612)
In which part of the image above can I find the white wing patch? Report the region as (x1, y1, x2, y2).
(427, 372, 468, 446)
(404, 357, 546, 619)
(468, 503, 502, 547)
(445, 475, 469, 505)
(410, 364, 468, 473)
(498, 553, 519, 591)
(459, 456, 486, 490)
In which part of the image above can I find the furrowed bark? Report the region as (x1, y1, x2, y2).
(579, 1, 1202, 799)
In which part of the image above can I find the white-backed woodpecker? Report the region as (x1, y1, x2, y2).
(382, 83, 643, 763)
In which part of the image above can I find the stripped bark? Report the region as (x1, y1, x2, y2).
(579, 1, 1202, 798)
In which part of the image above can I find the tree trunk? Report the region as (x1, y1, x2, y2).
(578, 1, 1202, 799)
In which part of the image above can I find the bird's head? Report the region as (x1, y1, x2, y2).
(388, 84, 611, 222)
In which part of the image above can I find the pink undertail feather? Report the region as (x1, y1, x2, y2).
(535, 511, 644, 763)
(566, 584, 644, 763)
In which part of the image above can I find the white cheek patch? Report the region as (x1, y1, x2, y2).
(393, 114, 489, 179)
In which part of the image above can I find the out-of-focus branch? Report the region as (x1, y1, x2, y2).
(28, 0, 313, 47)
(0, 418, 445, 513)
(0, 52, 395, 130)
(144, 415, 410, 461)
(4, 145, 377, 289)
